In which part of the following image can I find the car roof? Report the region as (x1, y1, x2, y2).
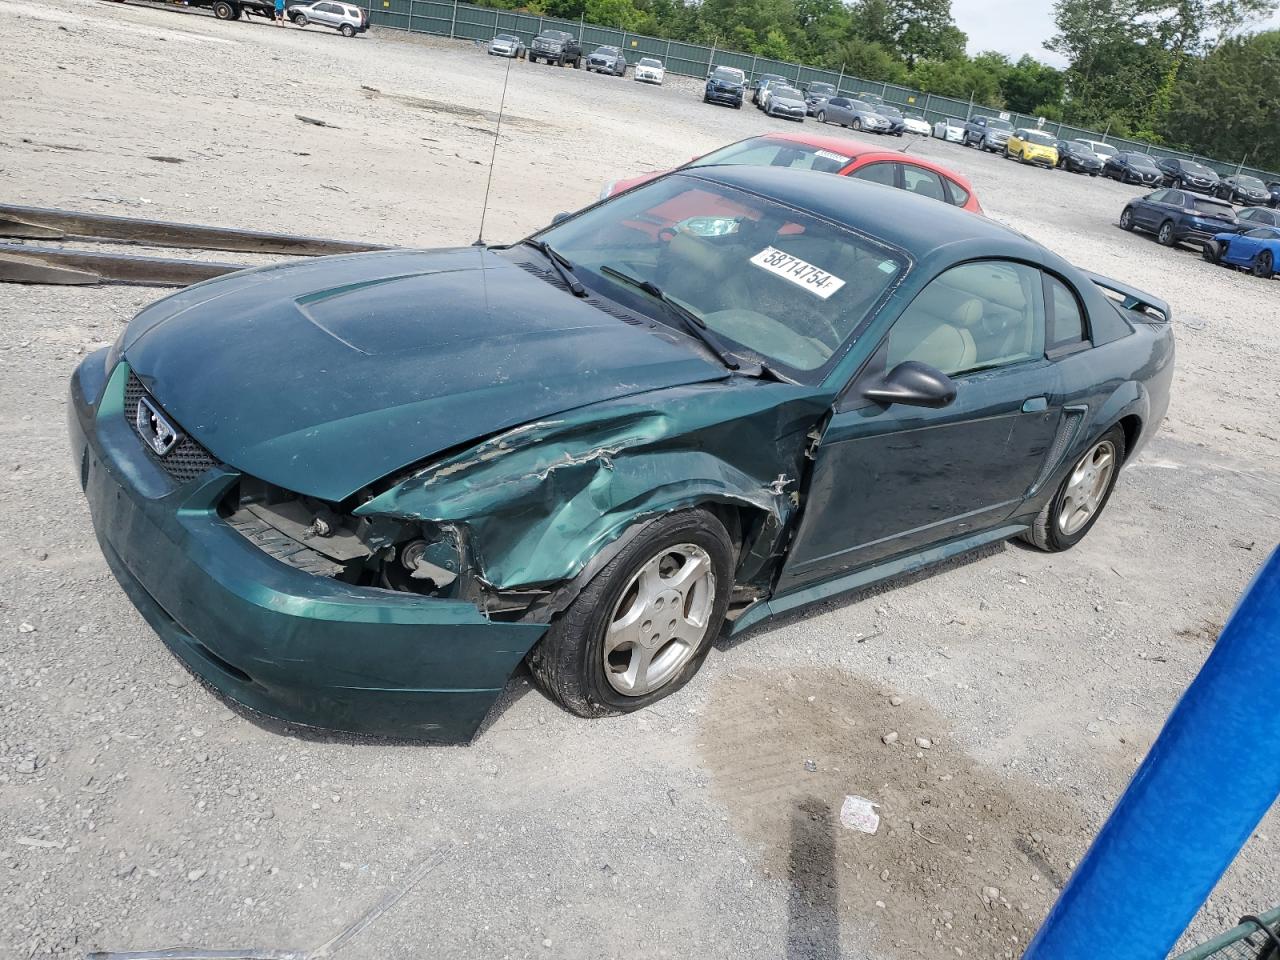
(679, 165, 1022, 257)
(763, 131, 977, 192)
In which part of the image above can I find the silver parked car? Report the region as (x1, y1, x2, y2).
(814, 97, 890, 133)
(288, 0, 367, 35)
(586, 45, 627, 75)
(487, 33, 525, 58)
(765, 84, 807, 121)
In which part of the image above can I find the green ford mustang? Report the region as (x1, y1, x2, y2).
(69, 166, 1174, 741)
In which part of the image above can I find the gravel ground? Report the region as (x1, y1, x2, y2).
(2, 2, 1278, 957)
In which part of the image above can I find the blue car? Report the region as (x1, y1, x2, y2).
(1202, 225, 1279, 278)
(1119, 188, 1239, 247)
(703, 66, 745, 108)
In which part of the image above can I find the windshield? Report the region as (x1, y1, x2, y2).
(1237, 175, 1266, 190)
(1128, 154, 1159, 169)
(533, 175, 907, 376)
(711, 68, 743, 83)
(495, 34, 518, 41)
(773, 86, 801, 99)
(807, 83, 835, 96)
(1022, 130, 1055, 145)
(986, 119, 1014, 131)
(689, 138, 853, 175)
(1181, 161, 1214, 177)
(1192, 198, 1234, 217)
(595, 46, 618, 54)
(850, 100, 871, 111)
(639, 58, 661, 67)
(878, 106, 903, 118)
(540, 30, 570, 40)
(1079, 141, 1116, 157)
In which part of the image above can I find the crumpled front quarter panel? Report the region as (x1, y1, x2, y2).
(359, 380, 831, 591)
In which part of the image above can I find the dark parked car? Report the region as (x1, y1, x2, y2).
(1236, 207, 1280, 228)
(1119, 188, 1238, 246)
(875, 104, 906, 137)
(1268, 182, 1280, 208)
(1201, 226, 1279, 278)
(962, 115, 1014, 152)
(1053, 140, 1103, 176)
(1155, 158, 1219, 193)
(703, 66, 745, 108)
(1103, 152, 1164, 186)
(72, 165, 1172, 742)
(528, 29, 582, 67)
(751, 73, 787, 107)
(1214, 174, 1271, 206)
(802, 81, 836, 115)
(586, 45, 626, 76)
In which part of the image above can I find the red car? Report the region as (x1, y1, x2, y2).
(601, 132, 984, 215)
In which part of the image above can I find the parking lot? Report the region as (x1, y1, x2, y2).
(2, 1, 1279, 957)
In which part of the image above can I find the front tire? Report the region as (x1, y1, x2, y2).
(1021, 427, 1126, 552)
(852, 118, 862, 131)
(1157, 220, 1176, 246)
(1119, 207, 1135, 231)
(816, 110, 825, 123)
(1253, 250, 1274, 279)
(529, 511, 734, 718)
(212, 0, 235, 18)
(1201, 241, 1222, 264)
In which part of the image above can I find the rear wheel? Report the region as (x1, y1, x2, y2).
(340, 22, 354, 35)
(529, 510, 734, 718)
(212, 0, 235, 18)
(1022, 427, 1126, 552)
(1253, 250, 1274, 279)
(1119, 207, 1135, 231)
(1157, 220, 1176, 246)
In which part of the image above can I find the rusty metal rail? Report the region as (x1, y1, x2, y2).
(0, 243, 243, 287)
(0, 204, 391, 256)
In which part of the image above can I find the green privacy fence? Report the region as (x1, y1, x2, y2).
(360, 0, 1280, 184)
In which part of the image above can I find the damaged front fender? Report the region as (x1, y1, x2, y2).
(356, 380, 831, 607)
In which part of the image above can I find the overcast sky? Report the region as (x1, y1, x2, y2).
(950, 0, 1280, 66)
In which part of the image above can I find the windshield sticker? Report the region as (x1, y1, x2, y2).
(814, 149, 852, 164)
(750, 246, 846, 299)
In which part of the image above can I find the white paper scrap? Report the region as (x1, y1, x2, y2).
(839, 795, 880, 834)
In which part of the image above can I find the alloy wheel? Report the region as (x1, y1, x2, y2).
(603, 543, 715, 697)
(1254, 251, 1274, 278)
(1158, 221, 1174, 245)
(1058, 440, 1117, 537)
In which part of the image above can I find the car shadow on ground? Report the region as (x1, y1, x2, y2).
(786, 795, 840, 960)
(715, 540, 1008, 653)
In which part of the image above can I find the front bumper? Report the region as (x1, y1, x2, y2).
(1024, 151, 1055, 167)
(705, 88, 742, 105)
(488, 45, 518, 57)
(69, 355, 547, 742)
(635, 71, 662, 83)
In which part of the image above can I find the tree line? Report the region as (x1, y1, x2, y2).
(476, 0, 1280, 170)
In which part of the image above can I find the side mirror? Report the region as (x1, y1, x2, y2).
(550, 212, 572, 226)
(861, 361, 956, 409)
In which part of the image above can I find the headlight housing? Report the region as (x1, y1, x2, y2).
(105, 327, 126, 375)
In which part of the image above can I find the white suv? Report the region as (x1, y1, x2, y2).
(288, 1, 367, 36)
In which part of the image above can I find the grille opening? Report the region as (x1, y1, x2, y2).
(124, 373, 221, 484)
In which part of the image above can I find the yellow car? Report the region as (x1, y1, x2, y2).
(1006, 129, 1060, 168)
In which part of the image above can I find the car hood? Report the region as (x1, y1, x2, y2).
(772, 96, 805, 108)
(121, 248, 724, 502)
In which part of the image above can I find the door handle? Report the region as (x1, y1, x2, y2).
(1022, 396, 1049, 413)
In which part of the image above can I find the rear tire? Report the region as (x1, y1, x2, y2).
(339, 22, 354, 35)
(529, 510, 734, 718)
(1021, 426, 1126, 553)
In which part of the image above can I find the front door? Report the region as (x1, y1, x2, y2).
(777, 259, 1062, 593)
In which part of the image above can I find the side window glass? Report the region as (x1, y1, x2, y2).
(902, 165, 946, 201)
(1046, 276, 1087, 350)
(883, 261, 1045, 377)
(1165, 190, 1185, 206)
(946, 178, 970, 208)
(1146, 189, 1169, 203)
(852, 162, 896, 187)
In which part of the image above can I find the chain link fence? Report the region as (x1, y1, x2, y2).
(360, 0, 1280, 184)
